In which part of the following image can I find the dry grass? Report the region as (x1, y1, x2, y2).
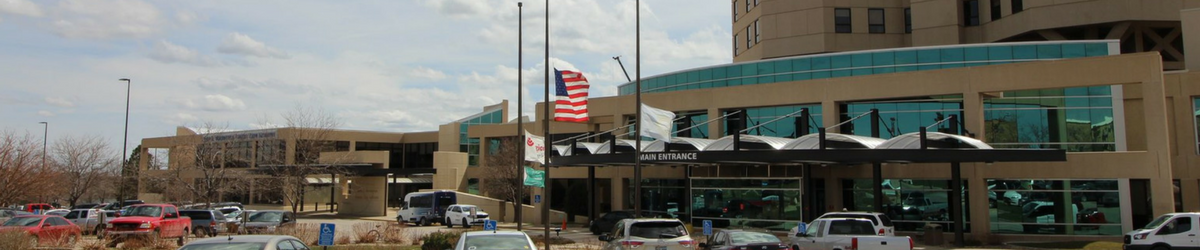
(278, 223, 321, 245)
(539, 238, 604, 250)
(117, 235, 176, 250)
(0, 230, 34, 250)
(1008, 241, 1122, 250)
(337, 235, 353, 245)
(353, 222, 381, 244)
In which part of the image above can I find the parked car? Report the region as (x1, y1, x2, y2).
(72, 203, 99, 210)
(64, 209, 113, 235)
(180, 209, 229, 237)
(0, 209, 33, 224)
(701, 229, 788, 250)
(396, 190, 457, 226)
(445, 204, 489, 228)
(813, 212, 895, 236)
(44, 209, 70, 217)
(24, 203, 53, 214)
(1124, 212, 1200, 250)
(180, 235, 311, 250)
(1021, 201, 1080, 233)
(455, 230, 538, 250)
(788, 218, 912, 250)
(242, 210, 295, 234)
(0, 215, 82, 246)
(598, 218, 694, 250)
(104, 204, 192, 247)
(589, 210, 673, 235)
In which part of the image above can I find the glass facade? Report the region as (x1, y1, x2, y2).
(627, 179, 689, 218)
(1194, 98, 1200, 154)
(618, 41, 1116, 96)
(691, 178, 802, 231)
(675, 111, 711, 139)
(723, 104, 823, 138)
(459, 108, 505, 166)
(988, 179, 1122, 235)
(984, 86, 1116, 152)
(841, 96, 963, 139)
(842, 179, 970, 232)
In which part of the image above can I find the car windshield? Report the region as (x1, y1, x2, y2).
(461, 206, 483, 212)
(629, 222, 688, 239)
(463, 235, 532, 250)
(178, 243, 267, 250)
(124, 206, 162, 217)
(249, 212, 283, 222)
(2, 217, 41, 227)
(226, 211, 243, 218)
(730, 232, 781, 244)
(1143, 215, 1173, 230)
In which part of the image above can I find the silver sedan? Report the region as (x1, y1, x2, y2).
(178, 235, 312, 250)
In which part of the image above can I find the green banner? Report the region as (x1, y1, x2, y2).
(524, 166, 544, 187)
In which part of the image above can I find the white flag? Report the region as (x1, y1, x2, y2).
(640, 104, 676, 142)
(524, 130, 545, 164)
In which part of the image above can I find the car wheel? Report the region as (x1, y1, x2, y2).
(590, 225, 600, 235)
(447, 218, 454, 228)
(463, 218, 469, 228)
(397, 216, 404, 225)
(94, 226, 104, 237)
(420, 217, 429, 227)
(194, 227, 207, 238)
(178, 234, 187, 246)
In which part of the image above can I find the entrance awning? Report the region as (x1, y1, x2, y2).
(388, 177, 433, 184)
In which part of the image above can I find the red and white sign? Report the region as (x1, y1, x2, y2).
(524, 130, 545, 164)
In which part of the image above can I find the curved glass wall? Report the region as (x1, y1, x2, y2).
(459, 108, 505, 166)
(842, 179, 970, 232)
(722, 104, 824, 137)
(618, 41, 1117, 96)
(841, 96, 964, 139)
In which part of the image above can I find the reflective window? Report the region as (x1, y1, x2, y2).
(1194, 98, 1200, 154)
(627, 179, 688, 219)
(842, 179, 970, 232)
(1013, 0, 1023, 13)
(987, 179, 1122, 235)
(990, 0, 1001, 21)
(692, 178, 801, 231)
(723, 105, 823, 138)
(984, 86, 1116, 152)
(868, 9, 884, 34)
(963, 0, 979, 26)
(841, 96, 964, 139)
(904, 8, 911, 33)
(460, 109, 504, 166)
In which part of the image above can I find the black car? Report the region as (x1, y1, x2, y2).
(700, 230, 788, 250)
(589, 210, 673, 235)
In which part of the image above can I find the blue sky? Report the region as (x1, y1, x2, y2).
(0, 0, 730, 157)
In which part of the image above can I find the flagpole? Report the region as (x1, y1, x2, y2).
(516, 1, 524, 232)
(633, 0, 643, 217)
(542, 0, 552, 248)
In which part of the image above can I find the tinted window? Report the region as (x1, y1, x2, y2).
(877, 214, 894, 227)
(834, 8, 851, 33)
(65, 211, 80, 219)
(182, 211, 212, 220)
(463, 235, 531, 250)
(277, 239, 296, 250)
(3, 217, 42, 226)
(629, 222, 688, 238)
(729, 232, 781, 244)
(827, 220, 876, 235)
(48, 217, 68, 226)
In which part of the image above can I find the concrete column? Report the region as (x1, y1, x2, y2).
(1183, 8, 1200, 71)
(821, 101, 838, 132)
(612, 177, 626, 211)
(966, 163, 990, 243)
(1138, 56, 1176, 216)
(1183, 180, 1200, 212)
(825, 167, 842, 211)
(707, 108, 722, 139)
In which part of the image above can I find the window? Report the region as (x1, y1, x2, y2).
(1194, 98, 1200, 154)
(964, 0, 980, 26)
(754, 19, 760, 43)
(835, 8, 851, 33)
(754, 0, 759, 6)
(732, 1, 737, 21)
(1012, 0, 1023, 13)
(991, 0, 1001, 21)
(868, 9, 885, 33)
(734, 34, 739, 56)
(746, 0, 750, 13)
(904, 8, 912, 33)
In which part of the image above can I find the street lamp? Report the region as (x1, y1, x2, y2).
(38, 122, 47, 169)
(118, 78, 131, 208)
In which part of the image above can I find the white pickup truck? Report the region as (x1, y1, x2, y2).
(789, 218, 912, 250)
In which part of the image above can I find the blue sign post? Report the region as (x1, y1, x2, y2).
(483, 220, 498, 231)
(534, 195, 542, 203)
(318, 223, 336, 246)
(702, 220, 713, 236)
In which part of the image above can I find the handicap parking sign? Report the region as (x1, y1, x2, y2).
(483, 220, 498, 231)
(318, 223, 336, 246)
(702, 220, 712, 236)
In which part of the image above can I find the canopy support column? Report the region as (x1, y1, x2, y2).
(950, 162, 964, 247)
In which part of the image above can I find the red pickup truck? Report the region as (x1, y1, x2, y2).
(104, 204, 191, 247)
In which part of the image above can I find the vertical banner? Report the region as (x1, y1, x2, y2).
(640, 104, 676, 142)
(524, 130, 545, 164)
(524, 166, 545, 187)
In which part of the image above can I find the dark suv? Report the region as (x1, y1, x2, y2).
(180, 210, 228, 237)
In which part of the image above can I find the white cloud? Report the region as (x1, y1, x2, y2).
(420, 0, 490, 19)
(180, 94, 247, 112)
(164, 113, 199, 126)
(174, 10, 203, 25)
(217, 32, 289, 59)
(50, 0, 166, 39)
(410, 66, 447, 80)
(37, 110, 53, 116)
(148, 40, 222, 67)
(44, 96, 74, 108)
(0, 0, 43, 17)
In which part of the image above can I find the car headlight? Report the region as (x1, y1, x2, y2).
(1133, 233, 1149, 240)
(105, 222, 113, 228)
(139, 222, 152, 229)
(268, 226, 277, 231)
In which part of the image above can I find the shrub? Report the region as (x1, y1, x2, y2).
(382, 222, 408, 244)
(353, 222, 383, 244)
(118, 235, 174, 250)
(0, 230, 34, 250)
(337, 235, 353, 245)
(420, 230, 464, 250)
(278, 223, 321, 245)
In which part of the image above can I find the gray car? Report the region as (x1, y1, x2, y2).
(179, 235, 311, 250)
(181, 209, 229, 237)
(0, 209, 33, 224)
(242, 210, 295, 234)
(63, 209, 114, 235)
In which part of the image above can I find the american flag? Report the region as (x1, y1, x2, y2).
(554, 69, 589, 122)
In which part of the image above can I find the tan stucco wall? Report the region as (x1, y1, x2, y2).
(433, 152, 468, 190)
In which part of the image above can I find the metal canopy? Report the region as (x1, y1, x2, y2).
(550, 148, 1064, 166)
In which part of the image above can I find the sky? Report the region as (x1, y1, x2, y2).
(0, 0, 731, 158)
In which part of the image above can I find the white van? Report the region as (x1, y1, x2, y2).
(395, 191, 456, 226)
(1124, 213, 1199, 250)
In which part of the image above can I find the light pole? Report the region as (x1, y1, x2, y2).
(516, 1, 525, 231)
(38, 122, 47, 169)
(118, 78, 131, 208)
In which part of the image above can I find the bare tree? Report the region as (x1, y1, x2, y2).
(144, 122, 252, 207)
(258, 106, 347, 214)
(50, 134, 120, 207)
(480, 137, 529, 222)
(0, 130, 59, 206)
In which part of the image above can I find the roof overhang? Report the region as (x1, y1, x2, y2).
(549, 148, 1066, 166)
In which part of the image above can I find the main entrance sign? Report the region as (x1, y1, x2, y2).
(639, 152, 699, 161)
